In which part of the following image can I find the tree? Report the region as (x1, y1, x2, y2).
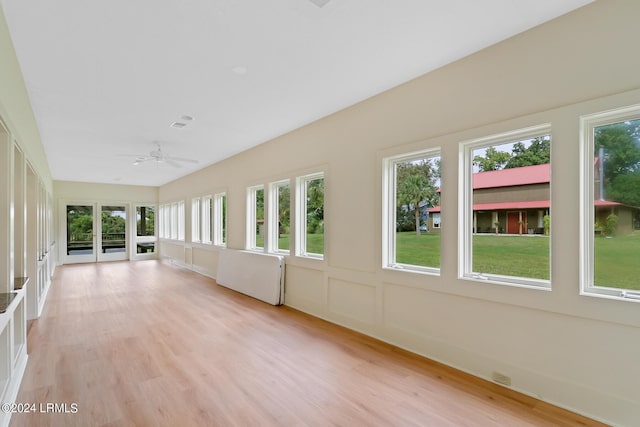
(473, 147, 511, 172)
(396, 159, 439, 235)
(595, 120, 640, 206)
(306, 178, 324, 234)
(504, 137, 550, 168)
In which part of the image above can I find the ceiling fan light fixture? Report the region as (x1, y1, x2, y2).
(309, 0, 330, 8)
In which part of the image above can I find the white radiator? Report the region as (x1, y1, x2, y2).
(216, 250, 285, 305)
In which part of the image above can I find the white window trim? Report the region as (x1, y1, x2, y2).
(202, 196, 213, 244)
(191, 197, 201, 243)
(246, 185, 264, 251)
(213, 192, 227, 247)
(580, 104, 640, 302)
(382, 148, 441, 275)
(177, 200, 185, 241)
(458, 124, 552, 289)
(268, 179, 291, 254)
(295, 172, 324, 259)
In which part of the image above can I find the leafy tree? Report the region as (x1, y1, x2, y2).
(595, 120, 640, 206)
(473, 147, 511, 171)
(505, 137, 550, 168)
(306, 178, 324, 234)
(396, 159, 439, 235)
(278, 185, 290, 234)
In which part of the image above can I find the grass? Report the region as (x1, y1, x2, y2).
(595, 232, 640, 290)
(266, 231, 640, 290)
(395, 231, 640, 290)
(257, 233, 324, 255)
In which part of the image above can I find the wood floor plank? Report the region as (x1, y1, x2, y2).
(10, 260, 606, 427)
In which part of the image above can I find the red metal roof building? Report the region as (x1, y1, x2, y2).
(427, 163, 633, 234)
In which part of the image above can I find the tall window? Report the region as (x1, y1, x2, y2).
(135, 205, 156, 254)
(191, 197, 201, 243)
(214, 192, 227, 246)
(581, 105, 640, 301)
(383, 149, 441, 273)
(269, 180, 291, 253)
(460, 124, 551, 288)
(202, 196, 213, 244)
(247, 186, 265, 250)
(296, 173, 324, 258)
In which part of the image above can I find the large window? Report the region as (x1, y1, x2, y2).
(213, 192, 227, 246)
(135, 205, 156, 254)
(581, 105, 640, 301)
(247, 185, 265, 250)
(269, 180, 291, 254)
(159, 201, 184, 241)
(383, 149, 441, 273)
(296, 173, 324, 258)
(191, 197, 201, 243)
(459, 124, 551, 288)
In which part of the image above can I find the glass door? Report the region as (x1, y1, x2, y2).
(99, 205, 127, 262)
(64, 203, 129, 264)
(134, 205, 156, 258)
(65, 204, 96, 263)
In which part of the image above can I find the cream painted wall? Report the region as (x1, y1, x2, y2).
(158, 1, 640, 425)
(54, 180, 158, 203)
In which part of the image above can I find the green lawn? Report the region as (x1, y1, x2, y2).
(395, 231, 640, 290)
(257, 233, 324, 255)
(595, 232, 640, 290)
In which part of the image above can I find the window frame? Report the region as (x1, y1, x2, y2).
(213, 192, 227, 247)
(458, 124, 552, 289)
(246, 185, 265, 251)
(295, 172, 325, 259)
(382, 148, 441, 275)
(580, 104, 640, 302)
(191, 197, 201, 243)
(268, 179, 291, 255)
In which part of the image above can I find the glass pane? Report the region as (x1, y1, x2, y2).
(66, 205, 93, 255)
(136, 206, 155, 253)
(221, 194, 227, 244)
(306, 178, 324, 255)
(255, 188, 265, 248)
(471, 136, 550, 280)
(593, 118, 640, 290)
(394, 155, 441, 268)
(277, 183, 290, 251)
(102, 206, 126, 253)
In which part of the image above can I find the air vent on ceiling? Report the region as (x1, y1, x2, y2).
(309, 0, 330, 8)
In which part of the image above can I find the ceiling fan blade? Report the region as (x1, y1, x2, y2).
(165, 159, 183, 168)
(165, 156, 198, 164)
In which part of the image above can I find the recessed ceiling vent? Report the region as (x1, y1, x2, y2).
(309, 0, 330, 8)
(170, 122, 187, 129)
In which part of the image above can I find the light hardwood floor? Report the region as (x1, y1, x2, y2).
(11, 260, 606, 427)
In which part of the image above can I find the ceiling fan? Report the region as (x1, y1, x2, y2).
(124, 142, 198, 168)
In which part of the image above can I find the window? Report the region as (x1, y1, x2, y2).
(202, 196, 213, 244)
(296, 173, 324, 258)
(269, 180, 291, 253)
(459, 124, 551, 288)
(191, 198, 201, 243)
(581, 105, 640, 301)
(383, 149, 441, 273)
(213, 192, 227, 246)
(247, 185, 265, 250)
(135, 205, 156, 254)
(161, 201, 185, 241)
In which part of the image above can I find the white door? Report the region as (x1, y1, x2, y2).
(64, 203, 129, 264)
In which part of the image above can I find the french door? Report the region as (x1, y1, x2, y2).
(64, 203, 129, 264)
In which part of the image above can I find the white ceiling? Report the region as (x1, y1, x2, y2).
(2, 0, 592, 186)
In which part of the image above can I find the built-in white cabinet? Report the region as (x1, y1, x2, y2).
(0, 116, 51, 427)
